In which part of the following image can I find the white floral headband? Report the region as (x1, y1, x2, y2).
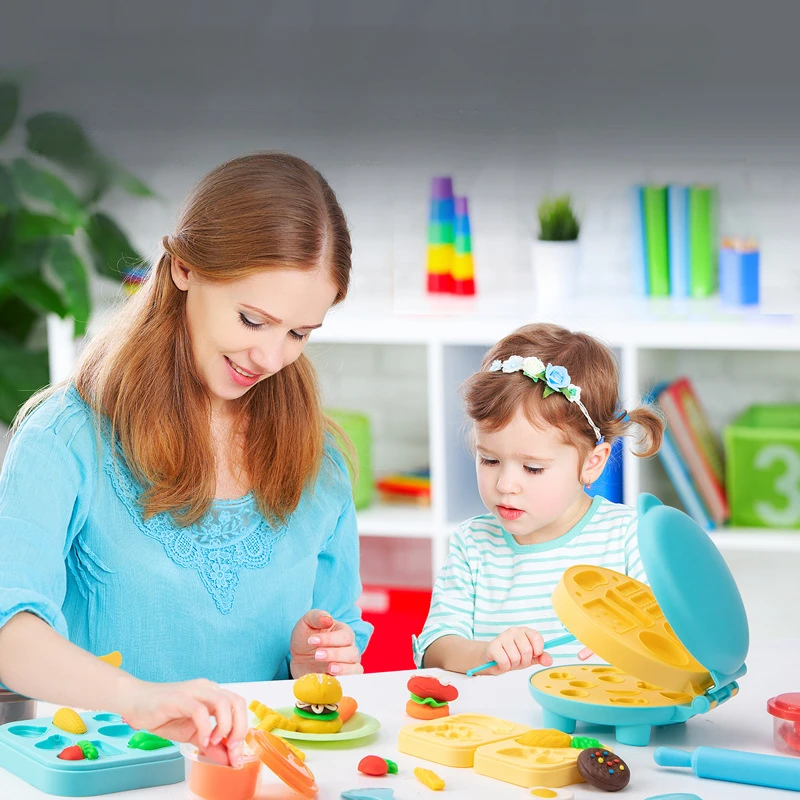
(488, 355, 604, 445)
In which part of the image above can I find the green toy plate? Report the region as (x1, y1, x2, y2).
(270, 708, 381, 742)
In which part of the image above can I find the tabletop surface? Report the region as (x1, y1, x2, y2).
(2, 638, 798, 799)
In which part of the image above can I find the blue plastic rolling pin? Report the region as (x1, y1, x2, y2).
(654, 745, 800, 792)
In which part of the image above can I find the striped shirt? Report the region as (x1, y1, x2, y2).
(413, 495, 646, 667)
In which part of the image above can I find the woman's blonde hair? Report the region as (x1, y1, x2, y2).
(462, 323, 664, 462)
(19, 153, 352, 526)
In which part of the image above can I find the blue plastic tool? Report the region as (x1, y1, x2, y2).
(655, 745, 800, 791)
(465, 631, 577, 676)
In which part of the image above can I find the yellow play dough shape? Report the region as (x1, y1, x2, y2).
(249, 700, 299, 732)
(530, 789, 574, 799)
(53, 707, 87, 734)
(473, 739, 582, 789)
(414, 767, 445, 790)
(398, 713, 530, 768)
(529, 664, 695, 708)
(553, 565, 712, 695)
(515, 729, 572, 748)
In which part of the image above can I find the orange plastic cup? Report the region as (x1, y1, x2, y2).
(182, 747, 261, 800)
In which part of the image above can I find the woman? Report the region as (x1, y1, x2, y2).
(0, 153, 371, 766)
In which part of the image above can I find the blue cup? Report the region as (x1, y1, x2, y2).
(720, 247, 760, 306)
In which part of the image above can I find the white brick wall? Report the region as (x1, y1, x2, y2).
(308, 343, 429, 477)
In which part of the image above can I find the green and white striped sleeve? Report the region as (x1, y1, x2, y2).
(412, 525, 477, 668)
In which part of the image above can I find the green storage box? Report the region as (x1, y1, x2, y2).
(724, 404, 800, 528)
(326, 409, 373, 510)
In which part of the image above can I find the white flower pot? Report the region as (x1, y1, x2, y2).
(530, 239, 580, 305)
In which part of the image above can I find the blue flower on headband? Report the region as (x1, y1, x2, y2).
(545, 363, 570, 390)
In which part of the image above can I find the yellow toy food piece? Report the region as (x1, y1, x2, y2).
(249, 701, 299, 732)
(293, 714, 342, 734)
(53, 708, 87, 735)
(515, 729, 572, 749)
(530, 789, 574, 799)
(552, 565, 710, 695)
(98, 651, 122, 668)
(414, 767, 445, 790)
(259, 713, 300, 732)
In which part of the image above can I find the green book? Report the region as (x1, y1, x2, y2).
(643, 185, 670, 296)
(689, 186, 717, 298)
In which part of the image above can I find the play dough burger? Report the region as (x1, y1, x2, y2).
(406, 675, 459, 719)
(292, 673, 343, 733)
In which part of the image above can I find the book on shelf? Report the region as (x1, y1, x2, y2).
(667, 184, 690, 299)
(657, 376, 729, 524)
(645, 383, 715, 529)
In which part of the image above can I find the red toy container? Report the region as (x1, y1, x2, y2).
(768, 693, 800, 756)
(359, 586, 432, 672)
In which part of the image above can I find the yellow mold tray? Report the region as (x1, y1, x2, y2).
(397, 714, 531, 768)
(552, 566, 710, 697)
(473, 739, 582, 789)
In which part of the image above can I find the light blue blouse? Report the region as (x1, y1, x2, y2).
(0, 387, 372, 684)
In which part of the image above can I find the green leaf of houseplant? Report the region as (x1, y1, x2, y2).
(0, 82, 20, 143)
(11, 158, 87, 226)
(112, 166, 157, 198)
(49, 237, 90, 336)
(0, 235, 49, 282)
(8, 274, 67, 318)
(0, 165, 18, 212)
(86, 212, 142, 279)
(14, 210, 75, 241)
(25, 112, 100, 174)
(0, 332, 49, 425)
(0, 297, 38, 344)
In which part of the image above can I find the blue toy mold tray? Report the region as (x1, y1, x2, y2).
(0, 711, 184, 796)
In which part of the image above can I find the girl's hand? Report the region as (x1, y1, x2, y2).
(289, 608, 363, 677)
(121, 678, 248, 767)
(481, 626, 554, 674)
(578, 647, 594, 661)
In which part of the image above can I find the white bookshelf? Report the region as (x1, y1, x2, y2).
(51, 289, 800, 577)
(311, 291, 800, 575)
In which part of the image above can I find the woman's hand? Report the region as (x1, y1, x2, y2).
(289, 609, 363, 677)
(480, 626, 554, 675)
(121, 678, 248, 767)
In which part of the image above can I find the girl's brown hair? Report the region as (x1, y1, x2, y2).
(462, 323, 663, 463)
(21, 153, 352, 526)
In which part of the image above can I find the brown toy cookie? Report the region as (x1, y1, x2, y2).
(576, 747, 630, 791)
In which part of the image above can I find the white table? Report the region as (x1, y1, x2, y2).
(3, 639, 799, 799)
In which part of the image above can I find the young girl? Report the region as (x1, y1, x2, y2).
(414, 323, 663, 675)
(0, 153, 371, 766)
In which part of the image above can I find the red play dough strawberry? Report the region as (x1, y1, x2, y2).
(358, 755, 394, 776)
(58, 745, 85, 760)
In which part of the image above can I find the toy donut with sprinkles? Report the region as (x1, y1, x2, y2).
(576, 747, 630, 791)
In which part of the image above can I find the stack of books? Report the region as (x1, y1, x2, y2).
(648, 377, 728, 529)
(632, 184, 717, 299)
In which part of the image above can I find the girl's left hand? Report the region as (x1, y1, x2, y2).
(289, 609, 363, 678)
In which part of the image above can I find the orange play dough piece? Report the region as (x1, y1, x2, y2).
(338, 696, 358, 723)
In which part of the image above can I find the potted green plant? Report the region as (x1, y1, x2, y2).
(531, 194, 581, 305)
(0, 81, 154, 425)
